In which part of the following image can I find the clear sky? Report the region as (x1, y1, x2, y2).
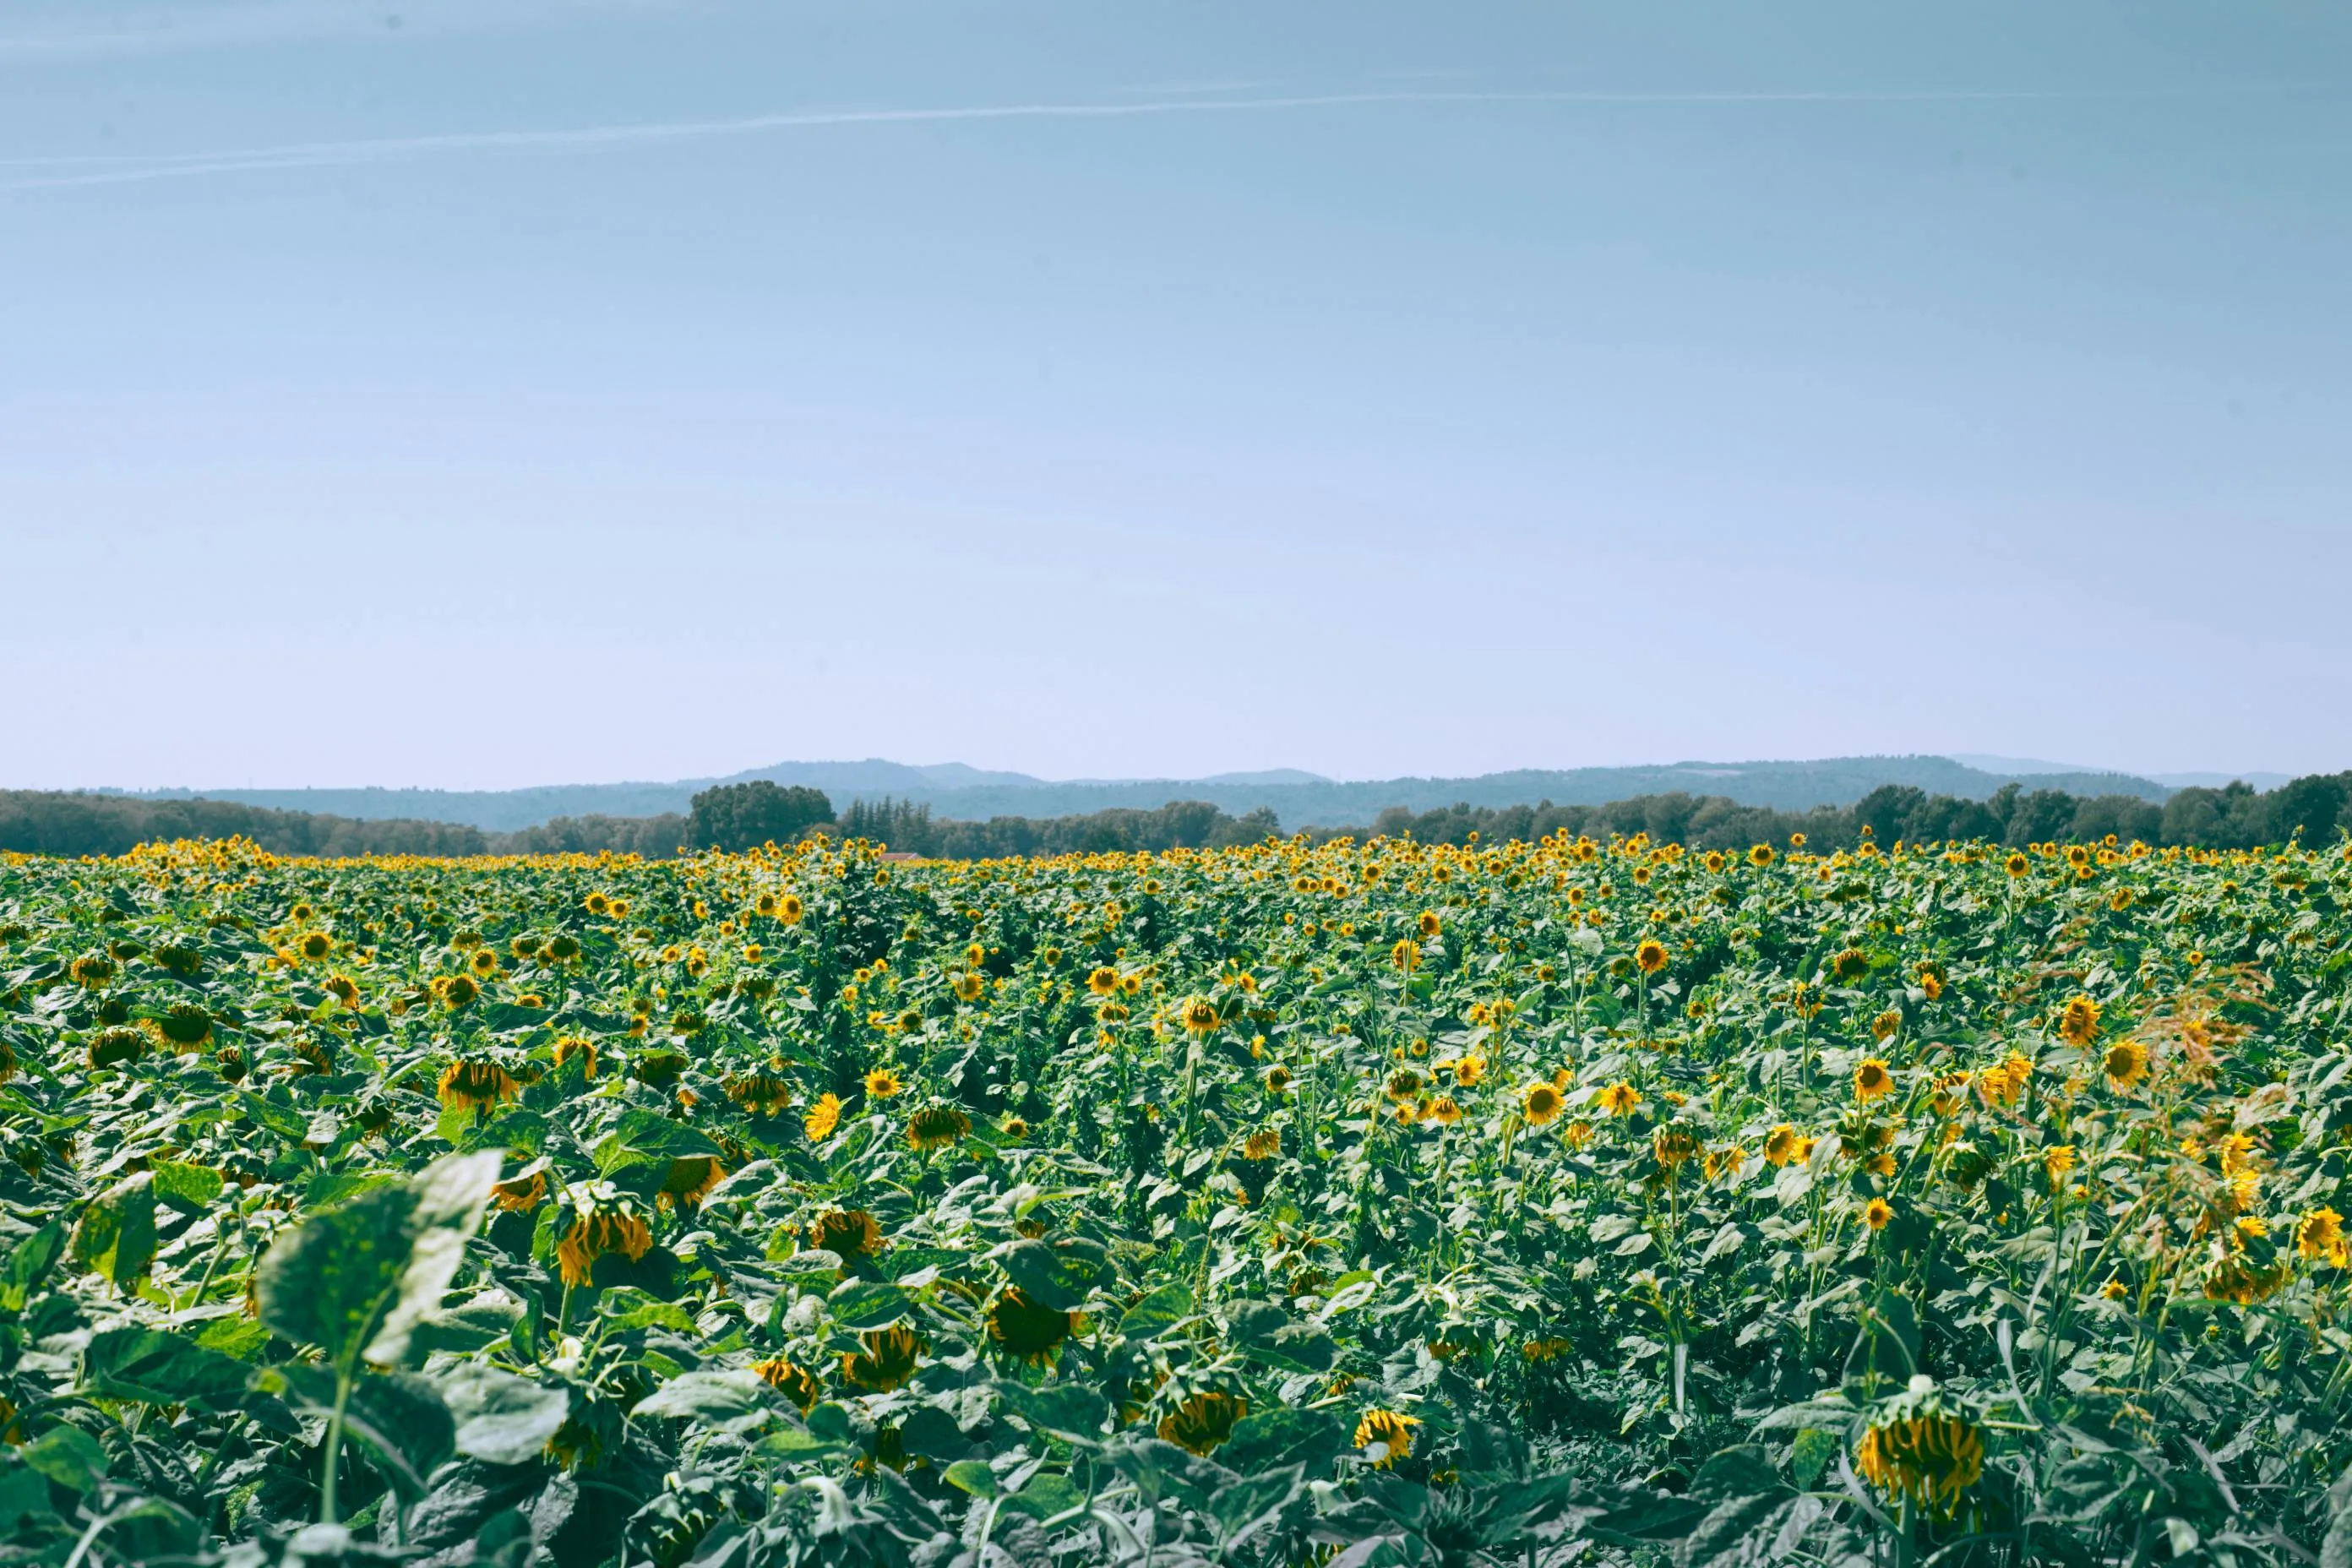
(4, 1, 2347, 791)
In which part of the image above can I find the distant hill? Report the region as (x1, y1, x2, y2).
(112, 754, 2174, 833)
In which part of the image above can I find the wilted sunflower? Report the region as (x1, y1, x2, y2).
(1598, 1081, 1641, 1116)
(658, 1155, 727, 1209)
(553, 1035, 597, 1078)
(1857, 1407, 1984, 1514)
(69, 953, 117, 988)
(753, 1356, 822, 1409)
(1241, 1127, 1282, 1160)
(988, 1288, 1077, 1361)
(1652, 1125, 1700, 1168)
(491, 1163, 548, 1212)
(554, 1188, 653, 1287)
(2058, 994, 2102, 1046)
(727, 1072, 793, 1115)
(813, 1208, 883, 1259)
(906, 1105, 971, 1152)
(1424, 1095, 1463, 1127)
(842, 1325, 924, 1392)
(1159, 1391, 1245, 1456)
(1354, 1408, 1419, 1467)
(88, 1027, 147, 1070)
(803, 1092, 843, 1142)
(438, 1058, 518, 1113)
(155, 1001, 213, 1049)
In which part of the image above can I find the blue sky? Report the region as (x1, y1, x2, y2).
(3, 1, 2347, 791)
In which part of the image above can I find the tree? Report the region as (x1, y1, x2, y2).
(685, 781, 834, 852)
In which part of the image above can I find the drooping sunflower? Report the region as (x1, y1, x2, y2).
(554, 1187, 654, 1287)
(905, 1105, 971, 1152)
(1856, 1409, 1984, 1514)
(438, 1057, 518, 1113)
(1159, 1391, 1245, 1456)
(987, 1288, 1077, 1362)
(1354, 1408, 1419, 1467)
(2057, 995, 2102, 1046)
(753, 1356, 822, 1409)
(657, 1155, 727, 1210)
(155, 1001, 213, 1049)
(2296, 1207, 2346, 1266)
(1598, 1081, 1641, 1117)
(1652, 1125, 1700, 1168)
(842, 1325, 924, 1392)
(1424, 1095, 1463, 1127)
(727, 1072, 793, 1115)
(1391, 939, 1421, 972)
(553, 1035, 598, 1079)
(813, 1208, 883, 1259)
(1241, 1127, 1282, 1160)
(88, 1027, 147, 1070)
(1180, 997, 1220, 1035)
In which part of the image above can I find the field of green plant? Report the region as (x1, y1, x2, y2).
(0, 827, 2349, 1567)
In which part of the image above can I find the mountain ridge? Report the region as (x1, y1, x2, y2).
(106, 754, 2183, 834)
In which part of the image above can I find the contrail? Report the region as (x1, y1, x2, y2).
(3, 88, 2108, 192)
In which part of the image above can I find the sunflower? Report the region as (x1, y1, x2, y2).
(1870, 1009, 1902, 1043)
(1522, 1081, 1565, 1125)
(1857, 1412, 1984, 1514)
(554, 1190, 654, 1287)
(1086, 966, 1120, 996)
(2058, 995, 2102, 1046)
(753, 1357, 822, 1409)
(1634, 939, 1669, 976)
(2004, 852, 2030, 877)
(2296, 1207, 2346, 1266)
(1241, 1127, 1282, 1159)
(803, 1092, 843, 1142)
(1159, 1391, 1245, 1456)
(88, 1027, 147, 1070)
(1452, 1053, 1487, 1088)
(988, 1288, 1077, 1362)
(1391, 939, 1421, 972)
(1424, 1095, 1463, 1127)
(69, 953, 117, 988)
(2043, 1144, 2077, 1184)
(1180, 997, 1220, 1035)
(553, 1035, 598, 1079)
(584, 892, 612, 917)
(491, 1165, 548, 1212)
(1418, 911, 1441, 937)
(727, 1072, 793, 1115)
(2101, 1038, 2147, 1092)
(1354, 1408, 1419, 1467)
(469, 948, 500, 978)
(431, 972, 479, 1011)
(1864, 1197, 1894, 1230)
(905, 1105, 971, 1152)
(1598, 1081, 1641, 1117)
(295, 930, 332, 962)
(813, 1208, 883, 1258)
(438, 1058, 519, 1113)
(1854, 1058, 1893, 1102)
(1652, 1125, 1700, 1168)
(1763, 1124, 1803, 1167)
(1264, 1064, 1293, 1094)
(842, 1326, 924, 1391)
(658, 1155, 727, 1209)
(952, 971, 986, 1003)
(155, 1001, 213, 1049)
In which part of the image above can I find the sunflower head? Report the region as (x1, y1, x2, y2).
(1353, 1408, 1419, 1467)
(803, 1092, 844, 1143)
(2057, 995, 2102, 1047)
(1159, 1391, 1246, 1456)
(988, 1288, 1077, 1362)
(1598, 1081, 1641, 1117)
(1180, 997, 1220, 1036)
(813, 1208, 883, 1258)
(1522, 1081, 1565, 1126)
(1634, 939, 1669, 976)
(864, 1067, 903, 1100)
(906, 1104, 972, 1152)
(1854, 1058, 1894, 1102)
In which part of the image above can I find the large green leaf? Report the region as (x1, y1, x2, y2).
(69, 1173, 157, 1289)
(255, 1151, 502, 1370)
(440, 1365, 571, 1467)
(81, 1326, 254, 1409)
(998, 1238, 1108, 1312)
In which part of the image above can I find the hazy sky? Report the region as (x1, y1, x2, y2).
(4, 1, 2348, 791)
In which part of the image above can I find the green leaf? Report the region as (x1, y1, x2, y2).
(944, 1459, 999, 1499)
(1115, 1282, 1191, 1341)
(21, 1426, 106, 1493)
(150, 1158, 225, 1212)
(1226, 1299, 1337, 1373)
(827, 1277, 910, 1330)
(237, 1090, 313, 1142)
(632, 1369, 772, 1430)
(1001, 1471, 1088, 1522)
(596, 1108, 722, 1176)
(0, 1459, 52, 1534)
(0, 1222, 66, 1312)
(1223, 1407, 1346, 1477)
(69, 1173, 158, 1289)
(441, 1366, 571, 1467)
(81, 1326, 254, 1409)
(1207, 1464, 1304, 1546)
(999, 1238, 1108, 1312)
(995, 1381, 1109, 1446)
(255, 1151, 502, 1371)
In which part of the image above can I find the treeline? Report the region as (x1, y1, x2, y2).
(838, 796, 1282, 857)
(6, 770, 2347, 862)
(1333, 773, 2352, 852)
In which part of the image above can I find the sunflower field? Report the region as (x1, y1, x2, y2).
(1, 826, 2349, 1568)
